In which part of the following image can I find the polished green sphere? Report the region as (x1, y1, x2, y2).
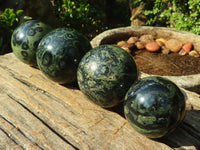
(124, 76, 186, 138)
(11, 20, 52, 66)
(77, 45, 138, 108)
(36, 28, 92, 84)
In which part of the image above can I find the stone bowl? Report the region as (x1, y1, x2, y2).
(91, 26, 200, 93)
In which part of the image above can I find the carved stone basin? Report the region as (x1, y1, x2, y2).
(91, 26, 200, 93)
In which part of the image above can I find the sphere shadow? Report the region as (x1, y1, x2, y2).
(106, 101, 125, 118)
(155, 109, 200, 149)
(62, 80, 80, 90)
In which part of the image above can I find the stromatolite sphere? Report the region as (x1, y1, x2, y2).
(124, 76, 186, 138)
(11, 20, 52, 66)
(77, 45, 138, 108)
(36, 28, 92, 84)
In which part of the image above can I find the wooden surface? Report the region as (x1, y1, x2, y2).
(0, 53, 200, 150)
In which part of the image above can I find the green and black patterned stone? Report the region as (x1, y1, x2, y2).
(124, 76, 186, 138)
(11, 20, 52, 66)
(36, 28, 92, 84)
(77, 45, 138, 108)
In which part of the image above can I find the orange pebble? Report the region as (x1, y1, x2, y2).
(145, 42, 160, 52)
(182, 43, 193, 53)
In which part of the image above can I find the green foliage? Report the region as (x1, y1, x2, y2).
(130, 0, 200, 34)
(145, 0, 200, 34)
(53, 0, 107, 37)
(0, 8, 24, 54)
(0, 8, 24, 30)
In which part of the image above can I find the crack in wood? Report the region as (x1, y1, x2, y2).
(12, 75, 50, 95)
(5, 81, 86, 150)
(0, 127, 24, 149)
(0, 64, 50, 96)
(113, 122, 127, 135)
(10, 73, 78, 117)
(7, 94, 79, 150)
(0, 115, 41, 150)
(88, 117, 105, 130)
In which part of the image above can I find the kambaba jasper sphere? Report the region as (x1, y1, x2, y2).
(77, 45, 138, 108)
(11, 20, 52, 66)
(124, 76, 186, 138)
(36, 28, 92, 84)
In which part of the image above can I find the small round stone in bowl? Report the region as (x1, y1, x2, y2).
(11, 20, 52, 66)
(36, 28, 92, 84)
(124, 76, 186, 138)
(77, 45, 138, 108)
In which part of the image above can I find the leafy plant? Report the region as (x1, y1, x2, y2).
(0, 8, 24, 54)
(52, 0, 107, 38)
(0, 8, 24, 31)
(130, 0, 200, 34)
(52, 0, 131, 38)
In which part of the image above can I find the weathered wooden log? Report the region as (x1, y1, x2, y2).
(0, 53, 199, 150)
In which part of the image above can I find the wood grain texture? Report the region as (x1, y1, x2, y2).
(0, 53, 199, 150)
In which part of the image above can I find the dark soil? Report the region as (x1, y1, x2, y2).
(133, 50, 200, 76)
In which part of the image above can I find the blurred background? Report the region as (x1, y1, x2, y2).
(0, 0, 200, 54)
